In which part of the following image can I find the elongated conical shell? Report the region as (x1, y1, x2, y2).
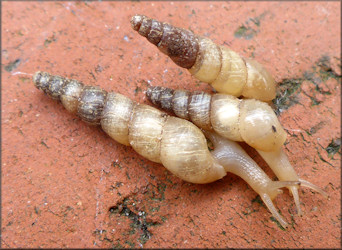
(33, 71, 226, 184)
(147, 86, 286, 151)
(131, 15, 276, 101)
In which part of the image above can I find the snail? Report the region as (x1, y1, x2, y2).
(130, 14, 276, 102)
(33, 71, 301, 228)
(146, 86, 328, 215)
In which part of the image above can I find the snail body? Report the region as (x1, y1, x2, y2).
(131, 15, 276, 102)
(33, 71, 300, 228)
(146, 86, 328, 215)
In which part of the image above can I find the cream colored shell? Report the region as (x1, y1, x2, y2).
(188, 37, 276, 101)
(160, 117, 226, 184)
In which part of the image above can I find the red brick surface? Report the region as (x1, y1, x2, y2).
(2, 2, 341, 248)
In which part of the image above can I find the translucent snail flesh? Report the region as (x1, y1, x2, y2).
(33, 71, 300, 228)
(130, 15, 276, 102)
(146, 86, 328, 215)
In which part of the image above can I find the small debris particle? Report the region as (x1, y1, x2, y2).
(41, 140, 49, 148)
(44, 34, 57, 47)
(325, 138, 341, 157)
(4, 59, 21, 72)
(123, 35, 130, 42)
(95, 65, 103, 73)
(273, 78, 303, 115)
(234, 25, 257, 40)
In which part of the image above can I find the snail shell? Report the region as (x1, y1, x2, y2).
(146, 86, 286, 152)
(33, 71, 226, 184)
(131, 15, 276, 101)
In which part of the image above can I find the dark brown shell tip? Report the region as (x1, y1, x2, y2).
(131, 15, 145, 31)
